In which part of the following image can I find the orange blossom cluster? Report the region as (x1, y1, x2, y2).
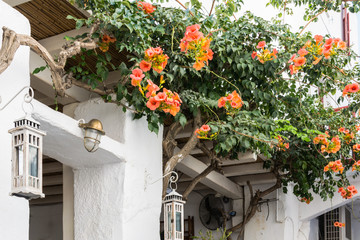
(137, 1, 156, 14)
(195, 125, 211, 139)
(145, 80, 182, 116)
(352, 160, 360, 171)
(342, 82, 359, 97)
(313, 132, 341, 154)
(334, 222, 345, 228)
(98, 34, 116, 52)
(338, 185, 358, 199)
(289, 35, 347, 75)
(217, 90, 244, 114)
(275, 135, 289, 151)
(252, 41, 278, 64)
(300, 197, 311, 204)
(338, 127, 355, 144)
(180, 24, 214, 71)
(323, 160, 344, 174)
(140, 47, 169, 73)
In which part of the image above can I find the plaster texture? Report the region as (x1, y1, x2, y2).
(72, 100, 163, 240)
(74, 97, 125, 143)
(0, 2, 31, 239)
(31, 99, 126, 169)
(74, 163, 125, 240)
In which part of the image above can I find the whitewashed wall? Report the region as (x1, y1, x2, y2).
(0, 1, 31, 239)
(71, 99, 163, 240)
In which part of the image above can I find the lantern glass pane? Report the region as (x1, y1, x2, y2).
(29, 146, 38, 177)
(168, 211, 172, 232)
(85, 128, 101, 141)
(84, 129, 101, 152)
(176, 212, 181, 232)
(15, 146, 24, 176)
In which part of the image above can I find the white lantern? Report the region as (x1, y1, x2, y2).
(163, 189, 185, 240)
(8, 115, 46, 199)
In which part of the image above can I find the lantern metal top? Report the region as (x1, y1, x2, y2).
(163, 189, 185, 204)
(8, 115, 46, 136)
(79, 119, 105, 135)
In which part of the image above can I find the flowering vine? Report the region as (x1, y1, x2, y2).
(140, 47, 169, 73)
(338, 186, 358, 199)
(180, 24, 214, 70)
(334, 222, 345, 228)
(137, 1, 156, 14)
(342, 82, 359, 97)
(195, 124, 218, 139)
(217, 90, 243, 114)
(252, 41, 277, 64)
(275, 136, 289, 151)
(98, 34, 116, 52)
(289, 35, 347, 75)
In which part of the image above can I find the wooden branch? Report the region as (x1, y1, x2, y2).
(247, 180, 254, 197)
(299, 9, 326, 35)
(209, 0, 216, 16)
(182, 162, 216, 200)
(0, 27, 98, 97)
(226, 176, 281, 235)
(181, 141, 222, 200)
(0, 27, 20, 75)
(162, 111, 202, 198)
(197, 142, 223, 164)
(175, 0, 195, 16)
(163, 121, 183, 159)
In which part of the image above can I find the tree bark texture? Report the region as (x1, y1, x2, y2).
(226, 178, 282, 238)
(162, 112, 202, 199)
(0, 27, 97, 97)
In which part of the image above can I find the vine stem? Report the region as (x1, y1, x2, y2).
(207, 69, 241, 94)
(175, 0, 195, 16)
(205, 104, 220, 122)
(231, 129, 275, 146)
(209, 0, 216, 16)
(171, 27, 175, 53)
(299, 9, 326, 35)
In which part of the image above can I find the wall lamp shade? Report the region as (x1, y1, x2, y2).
(78, 119, 105, 152)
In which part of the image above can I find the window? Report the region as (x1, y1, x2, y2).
(318, 207, 352, 240)
(342, 5, 350, 46)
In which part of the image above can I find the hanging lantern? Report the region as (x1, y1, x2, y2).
(163, 172, 185, 240)
(78, 119, 105, 153)
(8, 115, 46, 199)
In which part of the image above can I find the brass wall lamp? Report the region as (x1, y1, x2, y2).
(78, 119, 105, 153)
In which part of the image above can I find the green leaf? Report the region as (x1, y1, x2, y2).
(32, 66, 47, 74)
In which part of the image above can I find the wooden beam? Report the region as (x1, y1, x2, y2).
(221, 162, 269, 177)
(177, 182, 208, 192)
(30, 194, 63, 205)
(175, 147, 243, 199)
(43, 185, 63, 196)
(230, 173, 276, 186)
(43, 174, 63, 186)
(43, 162, 63, 174)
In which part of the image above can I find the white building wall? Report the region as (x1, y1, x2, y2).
(71, 100, 163, 240)
(0, 1, 31, 239)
